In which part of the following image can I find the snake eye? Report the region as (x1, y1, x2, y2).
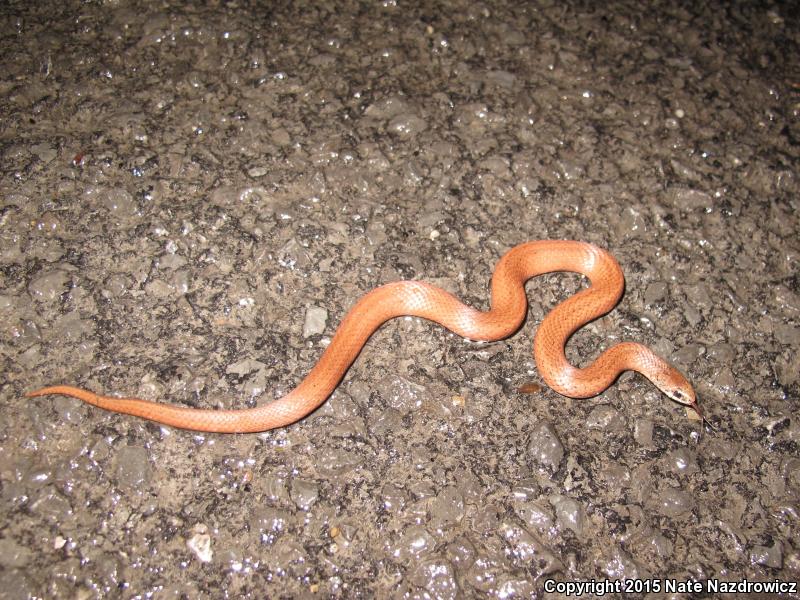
(669, 389, 691, 404)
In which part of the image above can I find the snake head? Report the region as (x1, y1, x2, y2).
(664, 386, 695, 407)
(649, 365, 714, 429)
(650, 365, 696, 408)
(659, 378, 715, 431)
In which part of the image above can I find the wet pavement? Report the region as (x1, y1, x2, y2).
(1, 1, 799, 597)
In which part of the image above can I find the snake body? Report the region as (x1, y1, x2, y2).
(27, 240, 700, 433)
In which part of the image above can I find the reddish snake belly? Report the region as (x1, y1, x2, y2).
(27, 240, 700, 433)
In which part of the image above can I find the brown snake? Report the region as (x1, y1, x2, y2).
(27, 240, 703, 433)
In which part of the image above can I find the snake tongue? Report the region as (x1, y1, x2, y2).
(690, 400, 716, 433)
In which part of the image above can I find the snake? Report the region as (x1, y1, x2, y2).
(26, 240, 702, 433)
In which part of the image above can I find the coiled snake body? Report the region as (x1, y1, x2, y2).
(27, 240, 700, 433)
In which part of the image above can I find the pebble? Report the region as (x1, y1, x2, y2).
(302, 306, 328, 337)
(527, 422, 564, 473)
